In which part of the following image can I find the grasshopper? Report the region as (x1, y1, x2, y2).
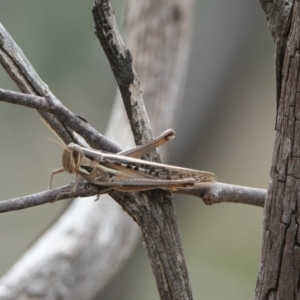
(50, 129, 216, 196)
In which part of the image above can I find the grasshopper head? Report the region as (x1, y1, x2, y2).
(62, 143, 84, 174)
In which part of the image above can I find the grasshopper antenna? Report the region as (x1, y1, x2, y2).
(48, 138, 70, 152)
(40, 118, 67, 146)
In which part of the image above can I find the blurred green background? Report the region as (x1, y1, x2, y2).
(0, 1, 274, 299)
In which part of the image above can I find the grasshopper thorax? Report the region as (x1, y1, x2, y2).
(62, 143, 84, 174)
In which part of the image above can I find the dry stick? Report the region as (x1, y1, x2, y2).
(2, 3, 195, 299)
(92, 1, 193, 299)
(176, 182, 266, 207)
(0, 87, 268, 209)
(0, 24, 118, 152)
(0, 182, 266, 214)
(0, 182, 101, 213)
(93, 0, 154, 149)
(0, 23, 74, 145)
(0, 75, 267, 210)
(0, 1, 264, 299)
(0, 22, 143, 300)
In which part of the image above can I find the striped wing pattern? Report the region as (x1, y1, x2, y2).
(101, 154, 216, 184)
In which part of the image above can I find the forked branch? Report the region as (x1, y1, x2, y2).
(0, 0, 270, 299)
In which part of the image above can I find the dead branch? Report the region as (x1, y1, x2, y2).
(0, 0, 195, 299)
(0, 180, 266, 214)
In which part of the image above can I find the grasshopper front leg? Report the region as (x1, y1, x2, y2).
(49, 168, 65, 190)
(49, 168, 82, 202)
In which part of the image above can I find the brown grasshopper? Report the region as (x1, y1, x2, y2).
(50, 129, 216, 196)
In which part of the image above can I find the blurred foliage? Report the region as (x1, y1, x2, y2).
(0, 0, 275, 299)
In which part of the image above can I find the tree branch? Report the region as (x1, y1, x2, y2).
(0, 182, 100, 213)
(0, 24, 120, 152)
(0, 87, 120, 152)
(0, 23, 74, 145)
(0, 0, 197, 299)
(0, 88, 268, 208)
(0, 181, 265, 214)
(92, 2, 193, 299)
(92, 0, 155, 149)
(176, 183, 265, 207)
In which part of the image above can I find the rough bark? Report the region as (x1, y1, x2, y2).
(255, 1, 300, 299)
(0, 0, 195, 299)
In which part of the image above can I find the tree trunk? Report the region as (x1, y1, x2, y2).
(255, 1, 300, 299)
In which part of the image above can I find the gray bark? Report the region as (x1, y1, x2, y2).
(0, 0, 194, 299)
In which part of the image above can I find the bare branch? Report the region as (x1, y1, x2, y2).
(0, 23, 74, 145)
(176, 183, 265, 207)
(0, 24, 117, 152)
(93, 1, 154, 148)
(0, 0, 197, 299)
(0, 182, 100, 213)
(0, 87, 121, 152)
(92, 2, 194, 298)
(0, 88, 47, 108)
(0, 181, 266, 214)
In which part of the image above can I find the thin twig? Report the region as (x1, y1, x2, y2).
(0, 88, 267, 208)
(0, 23, 74, 145)
(176, 183, 266, 207)
(0, 24, 119, 152)
(0, 87, 120, 152)
(0, 182, 100, 213)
